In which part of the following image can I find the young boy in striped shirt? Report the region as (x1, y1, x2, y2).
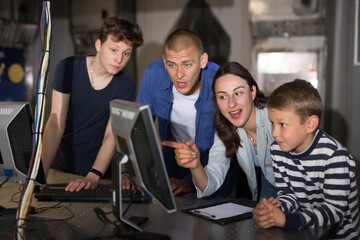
(252, 79, 359, 239)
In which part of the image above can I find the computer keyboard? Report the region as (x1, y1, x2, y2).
(34, 184, 149, 203)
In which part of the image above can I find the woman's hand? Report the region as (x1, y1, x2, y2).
(162, 139, 200, 169)
(163, 139, 208, 191)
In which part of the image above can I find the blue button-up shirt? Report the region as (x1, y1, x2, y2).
(136, 59, 236, 197)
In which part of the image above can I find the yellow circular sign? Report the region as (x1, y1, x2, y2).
(8, 63, 24, 84)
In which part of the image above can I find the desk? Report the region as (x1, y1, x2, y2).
(0, 169, 333, 240)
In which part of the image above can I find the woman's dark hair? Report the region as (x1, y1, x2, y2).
(211, 62, 267, 158)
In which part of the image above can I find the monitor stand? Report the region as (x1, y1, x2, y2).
(113, 154, 171, 240)
(114, 154, 143, 231)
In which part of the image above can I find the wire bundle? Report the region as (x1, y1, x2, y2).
(15, 1, 51, 239)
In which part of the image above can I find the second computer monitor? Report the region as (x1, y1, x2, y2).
(0, 102, 46, 185)
(110, 99, 176, 214)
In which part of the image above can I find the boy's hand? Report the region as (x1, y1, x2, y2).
(65, 173, 100, 192)
(267, 197, 282, 208)
(263, 199, 286, 228)
(253, 198, 275, 229)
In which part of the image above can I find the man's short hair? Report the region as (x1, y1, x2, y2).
(99, 16, 143, 48)
(163, 29, 204, 57)
(268, 79, 322, 123)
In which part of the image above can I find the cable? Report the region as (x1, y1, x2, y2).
(93, 206, 126, 239)
(120, 172, 139, 216)
(27, 202, 75, 222)
(14, 1, 51, 239)
(0, 177, 10, 187)
(94, 207, 117, 225)
(92, 172, 141, 235)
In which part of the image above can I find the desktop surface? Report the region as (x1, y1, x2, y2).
(0, 169, 333, 240)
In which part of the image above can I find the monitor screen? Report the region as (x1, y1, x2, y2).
(110, 99, 176, 217)
(0, 102, 46, 185)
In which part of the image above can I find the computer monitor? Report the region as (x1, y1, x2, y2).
(0, 102, 46, 185)
(110, 99, 176, 231)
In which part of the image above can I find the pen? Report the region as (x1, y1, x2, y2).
(192, 210, 216, 219)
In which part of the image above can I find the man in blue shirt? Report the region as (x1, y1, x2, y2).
(136, 29, 235, 196)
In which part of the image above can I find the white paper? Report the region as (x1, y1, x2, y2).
(190, 202, 253, 220)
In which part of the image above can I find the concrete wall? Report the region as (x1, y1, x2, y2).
(135, 0, 252, 91)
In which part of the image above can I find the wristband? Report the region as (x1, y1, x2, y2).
(89, 168, 103, 178)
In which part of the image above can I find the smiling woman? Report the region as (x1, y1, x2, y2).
(214, 74, 256, 130)
(209, 62, 277, 201)
(163, 62, 277, 202)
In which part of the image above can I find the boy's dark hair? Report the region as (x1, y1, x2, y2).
(211, 62, 267, 158)
(163, 29, 204, 58)
(267, 79, 322, 123)
(99, 16, 143, 48)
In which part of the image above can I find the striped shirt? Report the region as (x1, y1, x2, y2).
(271, 129, 359, 240)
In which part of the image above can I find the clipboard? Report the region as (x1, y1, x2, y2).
(181, 198, 257, 225)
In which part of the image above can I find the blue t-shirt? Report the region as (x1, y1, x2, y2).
(52, 55, 135, 176)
